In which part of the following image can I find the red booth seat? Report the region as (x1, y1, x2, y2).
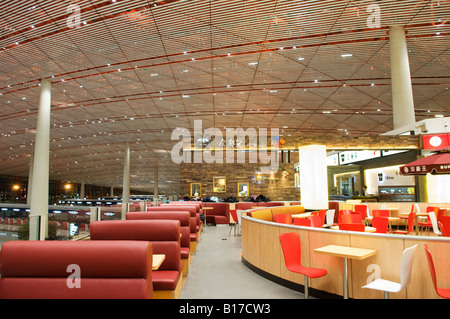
(147, 206, 199, 251)
(127, 211, 191, 276)
(161, 203, 202, 231)
(202, 202, 230, 225)
(90, 219, 183, 299)
(0, 240, 153, 299)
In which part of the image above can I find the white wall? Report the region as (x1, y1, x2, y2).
(426, 174, 450, 203)
(365, 165, 415, 195)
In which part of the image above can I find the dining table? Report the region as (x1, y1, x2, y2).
(314, 245, 376, 299)
(153, 254, 165, 270)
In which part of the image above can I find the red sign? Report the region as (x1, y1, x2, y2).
(422, 134, 450, 150)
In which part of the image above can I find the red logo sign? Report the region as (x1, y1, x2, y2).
(422, 134, 450, 150)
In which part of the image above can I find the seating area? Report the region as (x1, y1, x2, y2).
(260, 203, 450, 237)
(243, 207, 450, 299)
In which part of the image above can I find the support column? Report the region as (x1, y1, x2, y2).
(27, 153, 34, 205)
(29, 79, 51, 240)
(389, 25, 416, 129)
(121, 142, 130, 219)
(80, 175, 85, 199)
(110, 186, 114, 197)
(154, 164, 159, 206)
(299, 145, 328, 210)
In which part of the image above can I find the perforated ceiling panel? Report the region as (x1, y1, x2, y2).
(0, 0, 448, 193)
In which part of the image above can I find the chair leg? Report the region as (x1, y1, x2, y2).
(304, 275, 309, 299)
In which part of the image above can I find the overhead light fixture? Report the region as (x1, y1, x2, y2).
(341, 53, 353, 58)
(248, 62, 258, 66)
(298, 57, 305, 61)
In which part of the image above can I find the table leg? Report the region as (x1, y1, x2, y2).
(343, 257, 348, 299)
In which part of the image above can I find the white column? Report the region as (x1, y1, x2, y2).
(80, 175, 85, 199)
(29, 79, 51, 240)
(299, 145, 328, 210)
(154, 164, 159, 206)
(26, 153, 34, 205)
(121, 142, 130, 219)
(389, 25, 416, 129)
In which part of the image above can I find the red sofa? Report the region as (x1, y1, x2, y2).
(235, 202, 285, 211)
(89, 219, 183, 299)
(127, 211, 191, 276)
(147, 206, 199, 250)
(160, 204, 201, 231)
(0, 240, 153, 299)
(202, 202, 230, 225)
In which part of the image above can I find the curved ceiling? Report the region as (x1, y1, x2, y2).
(0, 0, 449, 194)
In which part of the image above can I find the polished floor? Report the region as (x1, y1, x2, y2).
(180, 224, 305, 299)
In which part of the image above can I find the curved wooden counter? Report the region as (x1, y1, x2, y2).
(241, 215, 450, 299)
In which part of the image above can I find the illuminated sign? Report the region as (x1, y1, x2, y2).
(423, 134, 450, 150)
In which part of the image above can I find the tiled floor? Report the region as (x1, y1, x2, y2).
(180, 224, 305, 299)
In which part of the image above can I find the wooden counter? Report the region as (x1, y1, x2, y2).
(241, 215, 450, 299)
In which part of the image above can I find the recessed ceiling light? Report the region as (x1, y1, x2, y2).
(298, 57, 305, 61)
(341, 53, 353, 58)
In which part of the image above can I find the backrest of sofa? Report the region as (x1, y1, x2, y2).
(148, 206, 196, 217)
(270, 206, 305, 221)
(248, 208, 272, 221)
(258, 202, 284, 207)
(90, 220, 181, 271)
(203, 203, 230, 216)
(0, 240, 152, 279)
(162, 203, 200, 214)
(236, 202, 254, 210)
(127, 211, 190, 227)
(126, 211, 191, 248)
(90, 220, 180, 242)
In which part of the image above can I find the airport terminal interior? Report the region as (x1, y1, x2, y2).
(0, 0, 449, 301)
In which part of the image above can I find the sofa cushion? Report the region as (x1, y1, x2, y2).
(152, 271, 180, 291)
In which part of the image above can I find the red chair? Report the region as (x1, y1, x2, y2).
(229, 209, 239, 236)
(438, 216, 450, 237)
(391, 212, 416, 235)
(372, 209, 390, 218)
(294, 218, 311, 227)
(418, 207, 440, 234)
(308, 215, 323, 228)
(424, 244, 450, 299)
(275, 214, 292, 224)
(400, 204, 419, 225)
(354, 204, 368, 220)
(339, 213, 362, 225)
(279, 232, 327, 299)
(338, 223, 365, 232)
(317, 210, 327, 226)
(372, 217, 389, 234)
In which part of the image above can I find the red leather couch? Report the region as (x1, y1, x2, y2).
(0, 240, 153, 299)
(202, 202, 230, 225)
(127, 211, 191, 276)
(161, 203, 202, 231)
(147, 206, 199, 251)
(89, 219, 183, 299)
